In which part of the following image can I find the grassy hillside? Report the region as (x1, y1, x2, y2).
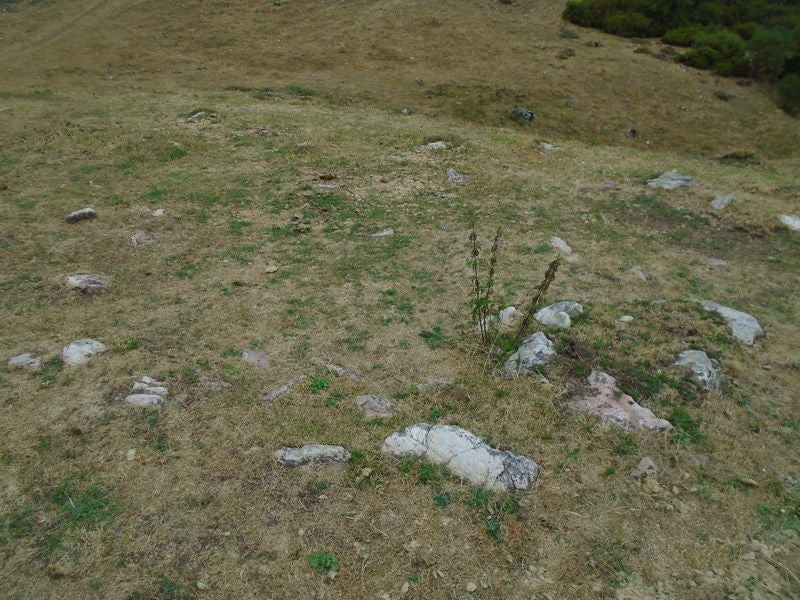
(1, 1, 799, 598)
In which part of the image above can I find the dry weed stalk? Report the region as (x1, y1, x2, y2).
(512, 256, 562, 347)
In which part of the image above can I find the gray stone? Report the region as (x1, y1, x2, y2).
(711, 194, 737, 210)
(62, 339, 107, 366)
(274, 444, 351, 467)
(7, 353, 41, 370)
(675, 350, 721, 390)
(699, 301, 764, 345)
(65, 273, 109, 294)
(382, 423, 540, 491)
(631, 457, 658, 480)
(646, 171, 696, 190)
(65, 208, 97, 223)
(355, 395, 395, 419)
(505, 332, 556, 375)
(131, 230, 154, 248)
(370, 228, 395, 238)
(260, 376, 303, 405)
(549, 236, 576, 260)
(572, 371, 672, 432)
(416, 379, 454, 393)
(512, 107, 535, 122)
(535, 301, 583, 329)
(125, 394, 164, 407)
(446, 168, 472, 184)
(200, 377, 231, 391)
(481, 306, 521, 331)
(425, 141, 446, 151)
(242, 350, 270, 370)
(311, 358, 364, 381)
(778, 214, 800, 231)
(537, 141, 558, 150)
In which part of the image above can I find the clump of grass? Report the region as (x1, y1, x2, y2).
(308, 551, 339, 573)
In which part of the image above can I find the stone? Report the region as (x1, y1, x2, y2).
(537, 141, 557, 150)
(481, 306, 521, 331)
(65, 273, 109, 294)
(62, 339, 107, 366)
(382, 423, 540, 491)
(125, 394, 164, 407)
(556, 48, 576, 59)
(535, 301, 583, 329)
(512, 107, 535, 122)
(65, 207, 97, 223)
(558, 28, 580, 39)
(355, 395, 395, 419)
(261, 376, 303, 405)
(586, 40, 602, 47)
(416, 379, 454, 393)
(618, 315, 635, 324)
(151, 208, 166, 217)
(675, 350, 721, 390)
(264, 265, 279, 274)
(425, 141, 446, 151)
(778, 214, 800, 231)
(699, 301, 764, 345)
(572, 371, 673, 432)
(200, 377, 231, 391)
(311, 358, 365, 381)
(274, 444, 351, 467)
(549, 236, 575, 260)
(446, 168, 472, 184)
(633, 45, 651, 54)
(7, 353, 41, 370)
(130, 230, 154, 248)
(370, 228, 395, 238)
(242, 350, 270, 370)
(631, 457, 658, 480)
(707, 258, 728, 267)
(711, 194, 737, 210)
(646, 171, 696, 190)
(505, 332, 556, 375)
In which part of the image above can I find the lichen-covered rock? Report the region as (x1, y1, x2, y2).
(355, 395, 395, 419)
(549, 236, 576, 261)
(62, 339, 107, 366)
(505, 332, 556, 375)
(572, 371, 672, 432)
(65, 273, 109, 294)
(646, 171, 695, 190)
(125, 394, 164, 407)
(675, 350, 721, 390)
(631, 457, 658, 480)
(274, 445, 351, 467)
(382, 423, 539, 491)
(535, 301, 583, 329)
(126, 376, 168, 407)
(699, 301, 764, 345)
(242, 350, 270, 370)
(446, 168, 472, 184)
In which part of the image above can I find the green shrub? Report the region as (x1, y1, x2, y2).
(750, 27, 795, 80)
(604, 11, 656, 37)
(777, 74, 800, 115)
(662, 25, 710, 47)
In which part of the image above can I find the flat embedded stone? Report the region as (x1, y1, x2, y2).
(647, 171, 695, 190)
(710, 194, 736, 210)
(310, 358, 364, 381)
(382, 423, 539, 491)
(62, 339, 107, 366)
(7, 353, 41, 370)
(572, 371, 672, 432)
(65, 273, 109, 294)
(699, 301, 764, 345)
(242, 350, 270, 370)
(355, 395, 395, 419)
(125, 394, 164, 407)
(274, 444, 351, 467)
(261, 376, 303, 405)
(549, 236, 576, 261)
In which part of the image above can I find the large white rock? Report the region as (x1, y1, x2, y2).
(571, 371, 672, 432)
(274, 445, 351, 467)
(549, 236, 576, 260)
(699, 301, 764, 345)
(479, 306, 522, 331)
(382, 423, 540, 491)
(778, 214, 800, 231)
(62, 339, 107, 366)
(675, 350, 721, 390)
(505, 332, 556, 375)
(7, 353, 41, 370)
(647, 171, 695, 190)
(535, 301, 583, 329)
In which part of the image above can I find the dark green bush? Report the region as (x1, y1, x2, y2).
(604, 11, 656, 37)
(662, 25, 711, 47)
(777, 74, 800, 115)
(677, 30, 749, 76)
(750, 27, 795, 80)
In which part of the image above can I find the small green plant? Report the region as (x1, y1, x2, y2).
(669, 407, 707, 446)
(310, 377, 330, 392)
(420, 325, 447, 349)
(308, 551, 339, 573)
(159, 576, 195, 600)
(433, 490, 453, 507)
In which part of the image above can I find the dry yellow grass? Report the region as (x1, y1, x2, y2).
(1, 1, 799, 599)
